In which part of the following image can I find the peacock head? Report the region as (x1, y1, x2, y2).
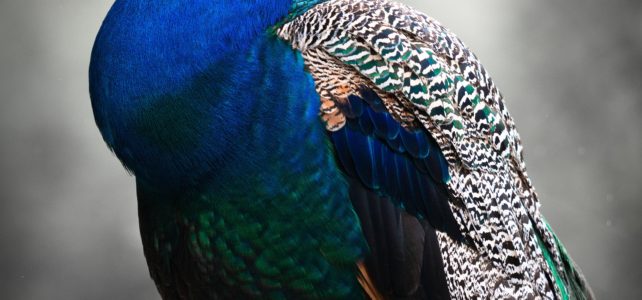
(89, 0, 325, 188)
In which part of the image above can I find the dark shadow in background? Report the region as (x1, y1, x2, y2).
(0, 0, 639, 299)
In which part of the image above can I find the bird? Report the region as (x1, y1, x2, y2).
(89, 0, 594, 299)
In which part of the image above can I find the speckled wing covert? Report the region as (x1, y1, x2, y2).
(277, 0, 592, 299)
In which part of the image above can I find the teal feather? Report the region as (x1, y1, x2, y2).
(90, 0, 592, 299)
(90, 1, 366, 298)
(130, 36, 368, 299)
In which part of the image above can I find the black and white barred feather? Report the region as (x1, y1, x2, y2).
(277, 0, 592, 299)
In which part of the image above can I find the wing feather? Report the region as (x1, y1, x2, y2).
(277, 0, 590, 298)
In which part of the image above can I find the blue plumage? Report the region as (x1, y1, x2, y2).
(88, 0, 593, 299)
(330, 90, 461, 241)
(90, 0, 297, 186)
(90, 1, 374, 298)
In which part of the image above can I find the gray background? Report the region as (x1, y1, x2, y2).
(0, 0, 640, 299)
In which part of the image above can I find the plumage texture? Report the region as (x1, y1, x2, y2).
(277, 0, 593, 298)
(332, 91, 457, 298)
(89, 0, 592, 299)
(91, 1, 367, 298)
(131, 37, 370, 297)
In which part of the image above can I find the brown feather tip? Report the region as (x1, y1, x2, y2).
(357, 260, 385, 300)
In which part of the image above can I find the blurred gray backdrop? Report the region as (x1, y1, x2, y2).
(0, 0, 640, 299)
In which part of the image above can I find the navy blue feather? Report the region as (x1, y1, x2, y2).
(330, 88, 462, 241)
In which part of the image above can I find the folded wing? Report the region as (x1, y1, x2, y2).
(278, 0, 592, 299)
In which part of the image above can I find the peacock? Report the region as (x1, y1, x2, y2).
(89, 0, 593, 299)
